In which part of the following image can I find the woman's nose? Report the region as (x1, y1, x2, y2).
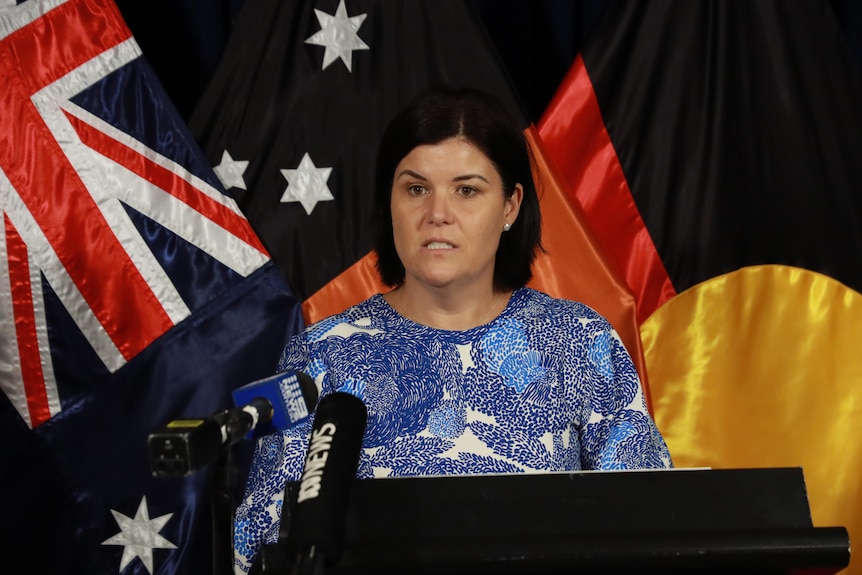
(426, 191, 453, 225)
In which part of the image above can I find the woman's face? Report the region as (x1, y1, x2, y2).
(390, 137, 522, 293)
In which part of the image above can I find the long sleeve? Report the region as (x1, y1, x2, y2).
(577, 323, 673, 470)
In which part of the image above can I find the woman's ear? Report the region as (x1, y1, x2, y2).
(504, 183, 524, 225)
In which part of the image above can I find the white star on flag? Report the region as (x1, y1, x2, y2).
(213, 149, 249, 190)
(101, 496, 177, 574)
(305, 0, 369, 72)
(280, 152, 334, 214)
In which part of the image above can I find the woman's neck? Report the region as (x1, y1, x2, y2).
(385, 284, 511, 330)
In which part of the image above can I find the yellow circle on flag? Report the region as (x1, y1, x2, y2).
(642, 264, 862, 574)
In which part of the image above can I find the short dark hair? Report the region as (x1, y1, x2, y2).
(373, 85, 543, 290)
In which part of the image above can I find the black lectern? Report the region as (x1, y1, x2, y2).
(281, 467, 849, 574)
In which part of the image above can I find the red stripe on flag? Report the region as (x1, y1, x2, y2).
(65, 111, 268, 255)
(6, 0, 132, 92)
(4, 215, 51, 427)
(1, 0, 173, 360)
(538, 55, 676, 323)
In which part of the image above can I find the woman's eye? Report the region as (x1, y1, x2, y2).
(457, 186, 478, 197)
(407, 184, 426, 195)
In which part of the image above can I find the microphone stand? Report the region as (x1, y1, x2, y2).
(211, 444, 237, 575)
(149, 403, 273, 574)
(215, 404, 279, 574)
(291, 547, 326, 575)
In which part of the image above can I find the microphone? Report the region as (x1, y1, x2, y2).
(148, 371, 319, 477)
(231, 370, 319, 438)
(253, 391, 367, 575)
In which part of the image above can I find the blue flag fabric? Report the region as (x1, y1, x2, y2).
(0, 0, 303, 573)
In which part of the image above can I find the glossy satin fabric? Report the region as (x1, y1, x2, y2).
(644, 264, 862, 570)
(538, 54, 677, 325)
(302, 249, 385, 326)
(535, 4, 862, 572)
(2, 3, 304, 573)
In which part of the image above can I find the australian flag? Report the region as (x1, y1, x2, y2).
(0, 0, 303, 573)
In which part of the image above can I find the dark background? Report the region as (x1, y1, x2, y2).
(113, 0, 862, 128)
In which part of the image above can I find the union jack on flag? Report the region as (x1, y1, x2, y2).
(1, 0, 269, 427)
(0, 0, 302, 572)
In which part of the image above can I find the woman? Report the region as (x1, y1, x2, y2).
(233, 86, 672, 572)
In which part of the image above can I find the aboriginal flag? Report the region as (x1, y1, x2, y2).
(189, 0, 653, 391)
(538, 1, 862, 572)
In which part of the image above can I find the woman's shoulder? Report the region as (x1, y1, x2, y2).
(301, 293, 392, 341)
(277, 294, 391, 370)
(514, 287, 607, 323)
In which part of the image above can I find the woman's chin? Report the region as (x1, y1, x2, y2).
(405, 263, 491, 292)
(407, 270, 461, 290)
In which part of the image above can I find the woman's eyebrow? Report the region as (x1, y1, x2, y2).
(453, 173, 490, 183)
(395, 169, 427, 180)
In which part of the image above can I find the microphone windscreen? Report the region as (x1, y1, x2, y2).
(232, 371, 319, 434)
(285, 391, 367, 564)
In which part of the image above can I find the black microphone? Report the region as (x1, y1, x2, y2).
(148, 371, 319, 477)
(253, 391, 367, 575)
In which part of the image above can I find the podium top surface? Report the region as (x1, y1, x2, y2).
(282, 467, 850, 574)
(340, 467, 817, 535)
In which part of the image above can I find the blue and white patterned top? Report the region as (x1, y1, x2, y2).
(233, 287, 672, 572)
